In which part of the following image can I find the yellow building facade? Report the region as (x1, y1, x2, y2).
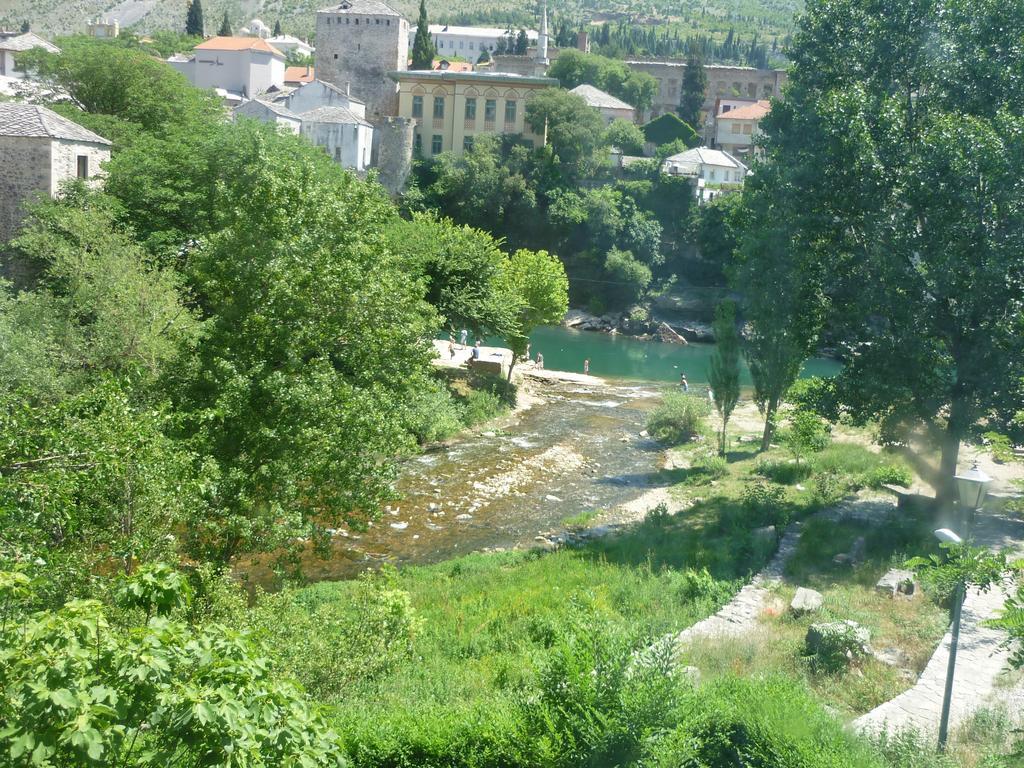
(389, 70, 556, 157)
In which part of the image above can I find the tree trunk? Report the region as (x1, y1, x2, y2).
(937, 394, 968, 507)
(506, 355, 517, 383)
(760, 398, 778, 452)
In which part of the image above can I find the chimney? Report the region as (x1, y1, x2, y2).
(577, 30, 590, 53)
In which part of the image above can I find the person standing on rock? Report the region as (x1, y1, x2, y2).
(680, 373, 689, 392)
(584, 359, 590, 375)
(536, 353, 544, 369)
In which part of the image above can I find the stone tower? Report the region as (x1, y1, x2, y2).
(376, 116, 415, 195)
(314, 0, 409, 123)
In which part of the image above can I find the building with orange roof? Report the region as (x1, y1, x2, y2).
(284, 65, 316, 85)
(168, 36, 286, 103)
(432, 59, 473, 73)
(713, 98, 770, 158)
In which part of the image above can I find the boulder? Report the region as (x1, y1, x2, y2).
(873, 647, 912, 669)
(656, 321, 689, 345)
(875, 568, 917, 598)
(678, 322, 716, 343)
(790, 587, 824, 615)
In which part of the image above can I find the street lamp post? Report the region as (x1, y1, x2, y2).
(933, 462, 990, 752)
(934, 526, 964, 753)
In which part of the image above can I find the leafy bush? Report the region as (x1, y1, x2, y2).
(785, 408, 832, 463)
(740, 478, 791, 528)
(694, 453, 729, 480)
(647, 393, 711, 445)
(461, 387, 505, 426)
(812, 469, 849, 506)
(405, 377, 466, 443)
(804, 620, 872, 672)
(645, 502, 672, 526)
(641, 112, 700, 147)
(787, 376, 838, 419)
(983, 431, 1016, 464)
(247, 573, 420, 702)
(755, 458, 813, 485)
(863, 461, 913, 489)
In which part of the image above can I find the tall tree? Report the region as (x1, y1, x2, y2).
(411, 0, 435, 70)
(515, 29, 529, 55)
(761, 0, 1024, 502)
(219, 11, 231, 36)
(734, 167, 825, 451)
(709, 300, 741, 455)
(678, 48, 707, 129)
(498, 248, 569, 381)
(185, 0, 204, 37)
(272, 19, 282, 36)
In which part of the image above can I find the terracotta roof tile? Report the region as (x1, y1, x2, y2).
(284, 65, 316, 83)
(194, 36, 285, 58)
(720, 100, 771, 120)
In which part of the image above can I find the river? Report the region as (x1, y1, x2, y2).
(244, 331, 840, 586)
(523, 326, 842, 385)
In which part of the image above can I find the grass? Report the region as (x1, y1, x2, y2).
(561, 509, 601, 528)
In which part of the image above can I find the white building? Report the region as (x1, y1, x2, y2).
(234, 98, 302, 133)
(284, 79, 365, 117)
(0, 103, 111, 245)
(569, 84, 635, 124)
(86, 19, 120, 38)
(713, 99, 770, 158)
(410, 24, 537, 60)
(168, 36, 285, 102)
(300, 106, 373, 170)
(0, 32, 59, 80)
(268, 35, 314, 58)
(661, 146, 748, 201)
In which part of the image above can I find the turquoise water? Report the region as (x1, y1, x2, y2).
(520, 325, 841, 385)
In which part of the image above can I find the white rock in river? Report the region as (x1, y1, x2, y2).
(390, 521, 409, 530)
(545, 495, 562, 502)
(455, 513, 473, 521)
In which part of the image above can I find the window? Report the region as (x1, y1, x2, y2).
(414, 133, 422, 152)
(375, 18, 380, 24)
(433, 96, 445, 119)
(484, 99, 496, 122)
(709, 169, 716, 181)
(463, 136, 474, 152)
(412, 95, 423, 118)
(76, 155, 89, 179)
(731, 122, 742, 135)
(335, 146, 342, 161)
(431, 134, 443, 154)
(334, 53, 338, 59)
(469, 42, 474, 50)
(355, 17, 358, 24)
(464, 98, 476, 120)
(504, 99, 516, 124)
(743, 123, 753, 135)
(459, 40, 464, 49)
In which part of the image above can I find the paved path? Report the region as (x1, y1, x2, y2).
(668, 498, 895, 646)
(854, 512, 1024, 737)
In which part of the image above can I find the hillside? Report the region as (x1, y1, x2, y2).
(0, 0, 800, 55)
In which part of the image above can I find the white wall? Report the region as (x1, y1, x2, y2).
(185, 50, 284, 98)
(301, 121, 373, 171)
(286, 81, 365, 117)
(0, 50, 19, 78)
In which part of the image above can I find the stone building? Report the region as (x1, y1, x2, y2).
(284, 79, 365, 116)
(86, 19, 120, 38)
(301, 106, 374, 170)
(314, 0, 409, 123)
(389, 69, 555, 158)
(569, 84, 634, 124)
(0, 103, 111, 245)
(712, 99, 770, 159)
(0, 32, 59, 80)
(233, 98, 302, 133)
(624, 60, 787, 124)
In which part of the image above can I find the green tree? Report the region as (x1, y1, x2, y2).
(642, 113, 700, 147)
(525, 88, 606, 179)
(497, 248, 569, 380)
(411, 0, 436, 70)
(0, 567, 346, 767)
(733, 170, 825, 451)
(272, 19, 282, 37)
(764, 0, 1024, 502)
(387, 212, 513, 335)
(709, 300, 741, 455)
(679, 49, 707, 128)
(604, 119, 645, 154)
(185, 0, 204, 37)
(548, 50, 657, 112)
(218, 11, 231, 36)
(603, 247, 651, 306)
(515, 29, 529, 55)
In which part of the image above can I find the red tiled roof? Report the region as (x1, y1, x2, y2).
(722, 99, 771, 121)
(432, 59, 474, 72)
(284, 65, 315, 83)
(195, 36, 285, 58)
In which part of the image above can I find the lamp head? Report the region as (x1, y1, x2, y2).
(934, 528, 964, 545)
(954, 461, 992, 511)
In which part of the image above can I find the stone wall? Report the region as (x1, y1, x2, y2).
(50, 139, 109, 195)
(314, 10, 409, 123)
(376, 116, 415, 195)
(0, 135, 51, 247)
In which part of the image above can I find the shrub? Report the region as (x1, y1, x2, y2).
(740, 478, 791, 528)
(694, 453, 728, 480)
(647, 393, 711, 445)
(645, 502, 672, 526)
(405, 377, 466, 443)
(642, 112, 700, 147)
(812, 468, 849, 506)
(863, 461, 913, 489)
(804, 620, 872, 672)
(461, 387, 505, 426)
(785, 408, 831, 463)
(983, 430, 1016, 464)
(755, 458, 813, 485)
(787, 376, 838, 419)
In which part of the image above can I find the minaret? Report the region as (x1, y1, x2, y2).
(537, 0, 549, 67)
